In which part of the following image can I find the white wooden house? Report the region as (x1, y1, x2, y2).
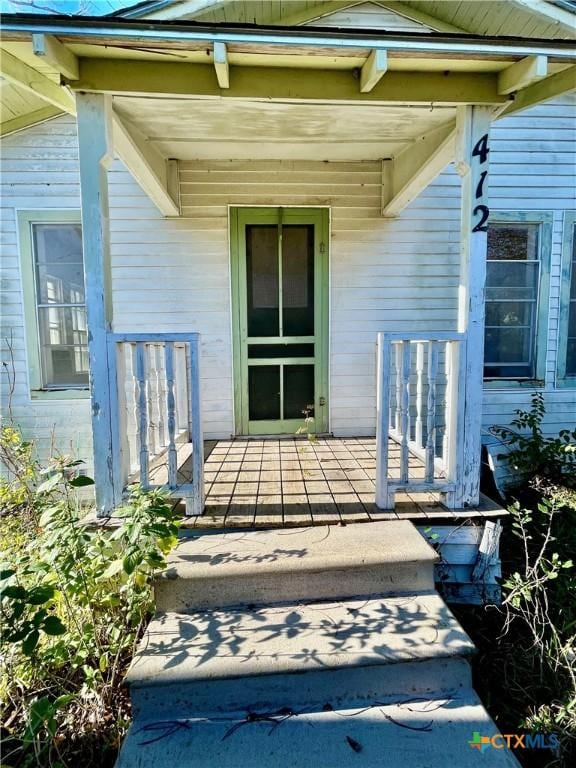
(1, 1, 575, 528)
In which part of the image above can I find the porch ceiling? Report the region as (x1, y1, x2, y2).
(114, 95, 456, 160)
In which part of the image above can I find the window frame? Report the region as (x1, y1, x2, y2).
(483, 210, 552, 391)
(557, 210, 576, 388)
(17, 210, 90, 400)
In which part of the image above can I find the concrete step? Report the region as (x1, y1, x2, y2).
(126, 593, 475, 719)
(116, 691, 521, 768)
(155, 521, 438, 612)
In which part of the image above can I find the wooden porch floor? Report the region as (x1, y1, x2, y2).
(171, 437, 504, 529)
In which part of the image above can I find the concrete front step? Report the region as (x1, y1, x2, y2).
(126, 593, 475, 719)
(155, 521, 438, 612)
(117, 692, 521, 768)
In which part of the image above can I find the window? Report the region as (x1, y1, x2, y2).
(18, 211, 89, 396)
(558, 211, 576, 386)
(484, 212, 552, 385)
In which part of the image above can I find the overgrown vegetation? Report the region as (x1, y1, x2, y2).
(456, 394, 576, 768)
(491, 391, 576, 489)
(0, 424, 180, 768)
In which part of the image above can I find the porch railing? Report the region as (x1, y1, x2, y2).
(107, 333, 204, 516)
(376, 331, 466, 509)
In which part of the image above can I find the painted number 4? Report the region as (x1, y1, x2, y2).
(471, 133, 490, 233)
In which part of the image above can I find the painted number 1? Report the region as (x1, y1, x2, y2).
(471, 133, 490, 233)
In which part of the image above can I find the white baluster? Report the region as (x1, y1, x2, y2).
(175, 344, 188, 435)
(375, 333, 393, 509)
(394, 343, 402, 434)
(129, 343, 140, 474)
(187, 335, 204, 516)
(444, 340, 462, 501)
(146, 344, 159, 457)
(399, 341, 411, 484)
(164, 342, 178, 489)
(415, 342, 425, 449)
(442, 341, 451, 465)
(135, 342, 149, 488)
(156, 344, 167, 449)
(425, 341, 439, 483)
(115, 342, 130, 489)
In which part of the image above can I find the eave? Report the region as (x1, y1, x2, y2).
(1, 14, 575, 61)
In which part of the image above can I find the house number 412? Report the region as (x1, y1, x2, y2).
(471, 133, 489, 233)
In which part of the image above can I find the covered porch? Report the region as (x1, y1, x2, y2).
(2, 15, 573, 519)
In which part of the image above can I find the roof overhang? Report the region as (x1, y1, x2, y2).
(1, 12, 574, 217)
(2, 14, 576, 60)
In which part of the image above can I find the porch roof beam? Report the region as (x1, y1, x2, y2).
(213, 41, 229, 89)
(497, 64, 576, 118)
(2, 18, 575, 60)
(381, 121, 456, 217)
(0, 48, 75, 113)
(497, 55, 548, 95)
(112, 111, 180, 217)
(72, 60, 507, 105)
(32, 33, 79, 80)
(360, 49, 388, 93)
(0, 105, 62, 137)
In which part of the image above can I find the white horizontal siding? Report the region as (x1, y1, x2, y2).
(0, 116, 93, 473)
(483, 95, 576, 465)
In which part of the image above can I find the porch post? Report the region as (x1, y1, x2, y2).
(454, 105, 492, 507)
(76, 93, 116, 515)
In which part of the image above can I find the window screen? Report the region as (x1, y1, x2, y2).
(566, 224, 576, 377)
(484, 222, 540, 380)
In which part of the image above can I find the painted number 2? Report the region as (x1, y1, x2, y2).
(471, 133, 490, 233)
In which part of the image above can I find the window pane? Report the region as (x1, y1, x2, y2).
(248, 365, 280, 420)
(246, 225, 279, 337)
(248, 344, 314, 359)
(567, 341, 576, 377)
(33, 224, 84, 304)
(485, 262, 539, 301)
(37, 307, 89, 387)
(484, 327, 534, 379)
(485, 301, 534, 327)
(484, 221, 540, 380)
(32, 222, 88, 388)
(282, 225, 314, 336)
(567, 299, 576, 376)
(567, 226, 576, 376)
(487, 223, 538, 261)
(283, 364, 314, 420)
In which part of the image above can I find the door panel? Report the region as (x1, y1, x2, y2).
(231, 208, 329, 435)
(282, 224, 314, 336)
(248, 365, 280, 421)
(246, 224, 279, 337)
(283, 364, 315, 420)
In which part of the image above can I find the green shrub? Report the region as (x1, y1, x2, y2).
(491, 392, 576, 489)
(500, 492, 576, 765)
(0, 427, 180, 768)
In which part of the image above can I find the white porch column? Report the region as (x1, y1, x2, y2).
(77, 93, 116, 515)
(454, 105, 492, 507)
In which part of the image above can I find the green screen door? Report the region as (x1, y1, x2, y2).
(231, 208, 329, 435)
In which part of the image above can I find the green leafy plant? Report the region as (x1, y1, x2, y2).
(0, 425, 39, 517)
(0, 426, 180, 768)
(499, 493, 576, 766)
(491, 392, 576, 489)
